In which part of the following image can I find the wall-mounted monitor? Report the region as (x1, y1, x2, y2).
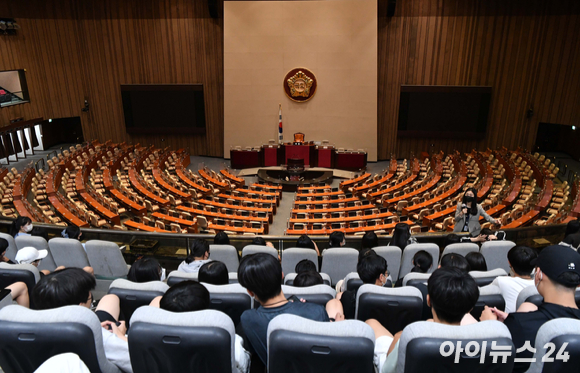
(398, 85, 492, 139)
(0, 69, 30, 108)
(121, 84, 207, 135)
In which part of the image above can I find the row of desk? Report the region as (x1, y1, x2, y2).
(230, 144, 367, 170)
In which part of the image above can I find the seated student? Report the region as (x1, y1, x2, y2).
(155, 281, 250, 372)
(10, 216, 33, 238)
(337, 253, 389, 320)
(15, 245, 87, 276)
(127, 257, 165, 283)
(61, 225, 84, 249)
(238, 253, 329, 365)
(294, 271, 324, 287)
(0, 237, 15, 264)
(31, 268, 133, 373)
(295, 259, 317, 274)
(564, 219, 580, 238)
(389, 223, 416, 251)
(199, 261, 229, 285)
(481, 245, 580, 373)
(30, 226, 49, 241)
(177, 239, 211, 273)
(361, 231, 379, 250)
(487, 246, 536, 313)
(560, 232, 580, 251)
(214, 231, 230, 245)
(412, 253, 472, 320)
(465, 252, 487, 272)
(295, 234, 320, 256)
(367, 267, 480, 372)
(394, 250, 432, 287)
(251, 236, 275, 248)
(328, 231, 345, 249)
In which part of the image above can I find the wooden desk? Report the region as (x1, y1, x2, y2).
(354, 172, 395, 193)
(80, 192, 120, 225)
(220, 170, 245, 186)
(48, 196, 89, 227)
(124, 220, 172, 233)
(294, 197, 359, 205)
(177, 206, 269, 232)
(218, 194, 277, 213)
(109, 189, 147, 216)
(152, 212, 198, 230)
(502, 210, 540, 229)
(423, 206, 455, 227)
(152, 169, 191, 199)
(252, 183, 282, 191)
(208, 222, 264, 235)
(290, 211, 393, 224)
(230, 149, 261, 169)
(199, 169, 228, 189)
(405, 176, 466, 215)
(13, 200, 33, 220)
(535, 180, 553, 211)
(292, 203, 376, 214)
(383, 175, 441, 208)
(502, 178, 522, 205)
(176, 169, 211, 194)
(128, 169, 170, 207)
(369, 174, 418, 199)
(286, 220, 412, 235)
(340, 173, 371, 189)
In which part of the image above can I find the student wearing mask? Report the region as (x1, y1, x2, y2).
(328, 231, 346, 249)
(454, 188, 500, 236)
(10, 216, 33, 238)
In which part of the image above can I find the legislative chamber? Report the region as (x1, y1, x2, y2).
(0, 0, 579, 372)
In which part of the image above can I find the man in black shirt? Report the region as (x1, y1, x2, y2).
(481, 245, 580, 372)
(338, 252, 388, 319)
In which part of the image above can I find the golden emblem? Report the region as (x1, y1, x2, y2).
(283, 68, 317, 103)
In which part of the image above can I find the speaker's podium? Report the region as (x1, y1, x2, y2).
(282, 133, 316, 167)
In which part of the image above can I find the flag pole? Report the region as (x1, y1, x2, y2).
(278, 104, 283, 144)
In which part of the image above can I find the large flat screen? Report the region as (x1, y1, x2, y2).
(121, 84, 206, 135)
(398, 85, 492, 139)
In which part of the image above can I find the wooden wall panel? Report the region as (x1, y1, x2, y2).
(378, 0, 580, 159)
(0, 0, 223, 157)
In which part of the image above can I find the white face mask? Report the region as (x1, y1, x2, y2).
(24, 224, 33, 233)
(160, 267, 166, 282)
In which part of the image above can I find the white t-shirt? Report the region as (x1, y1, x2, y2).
(490, 276, 534, 313)
(101, 328, 133, 373)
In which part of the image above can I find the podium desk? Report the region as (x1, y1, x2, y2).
(335, 151, 367, 170)
(230, 149, 261, 169)
(283, 144, 316, 166)
(317, 146, 334, 168)
(262, 145, 280, 167)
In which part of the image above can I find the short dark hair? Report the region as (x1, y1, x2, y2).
(238, 253, 282, 303)
(361, 232, 379, 250)
(428, 267, 479, 324)
(31, 268, 95, 310)
(508, 246, 538, 276)
(295, 259, 317, 274)
(565, 220, 580, 237)
(329, 231, 345, 248)
(214, 232, 230, 245)
(443, 234, 461, 247)
(294, 271, 323, 287)
(10, 216, 32, 237)
(160, 281, 210, 312)
(440, 253, 471, 274)
(411, 250, 433, 273)
(555, 272, 580, 290)
(63, 225, 81, 240)
(296, 235, 315, 250)
(358, 248, 376, 261)
(357, 254, 387, 284)
(186, 239, 210, 263)
(0, 237, 8, 256)
(252, 237, 267, 246)
(199, 261, 229, 285)
(465, 252, 487, 272)
(31, 227, 49, 241)
(128, 257, 161, 283)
